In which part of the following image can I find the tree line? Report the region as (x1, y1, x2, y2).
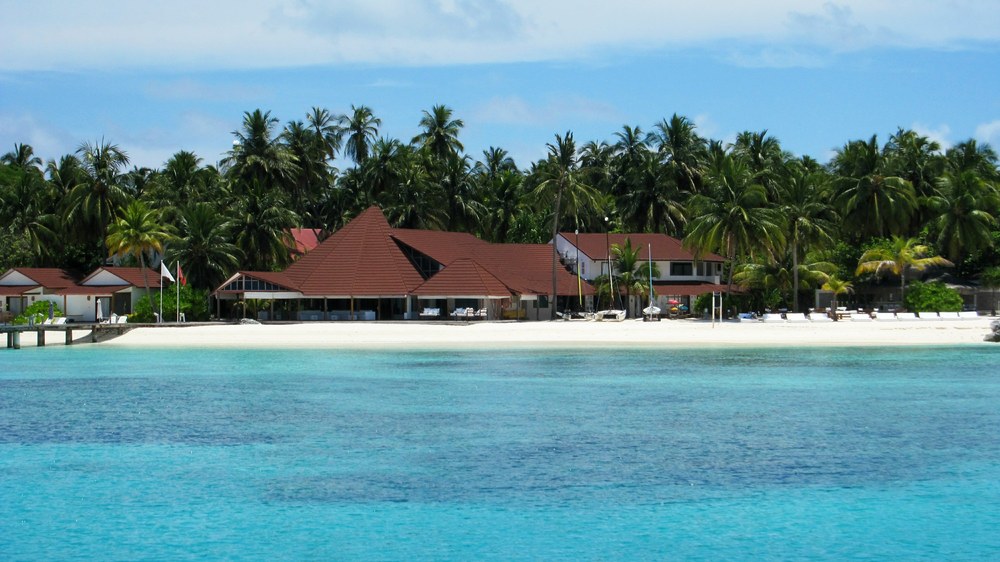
(1, 105, 998, 312)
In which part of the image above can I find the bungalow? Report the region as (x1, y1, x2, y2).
(213, 206, 593, 321)
(0, 266, 164, 322)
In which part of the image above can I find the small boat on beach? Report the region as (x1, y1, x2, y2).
(595, 309, 627, 321)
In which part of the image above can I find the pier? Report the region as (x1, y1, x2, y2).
(2, 323, 132, 349)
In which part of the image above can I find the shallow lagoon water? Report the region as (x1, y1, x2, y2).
(1, 345, 999, 560)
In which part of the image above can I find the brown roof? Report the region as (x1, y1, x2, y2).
(0, 285, 37, 296)
(57, 285, 131, 296)
(390, 229, 488, 266)
(289, 228, 323, 256)
(82, 267, 164, 288)
(284, 206, 425, 297)
(413, 259, 512, 298)
(4, 268, 79, 289)
(474, 244, 594, 297)
(564, 232, 724, 262)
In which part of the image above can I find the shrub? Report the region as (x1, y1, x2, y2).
(903, 281, 963, 312)
(132, 285, 211, 323)
(13, 300, 63, 325)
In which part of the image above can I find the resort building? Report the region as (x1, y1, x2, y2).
(213, 206, 593, 321)
(0, 266, 163, 322)
(212, 206, 729, 321)
(553, 232, 727, 316)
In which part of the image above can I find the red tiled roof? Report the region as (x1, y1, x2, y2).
(0, 285, 38, 295)
(472, 244, 595, 297)
(82, 267, 164, 288)
(413, 259, 512, 298)
(5, 268, 79, 289)
(284, 206, 425, 297)
(289, 228, 323, 256)
(391, 229, 488, 266)
(563, 232, 724, 262)
(57, 285, 131, 296)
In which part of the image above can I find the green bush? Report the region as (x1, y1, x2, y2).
(13, 300, 63, 325)
(903, 281, 963, 312)
(132, 285, 211, 323)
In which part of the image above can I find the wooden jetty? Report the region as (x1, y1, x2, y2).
(2, 323, 132, 349)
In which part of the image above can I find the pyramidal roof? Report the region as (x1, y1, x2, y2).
(413, 258, 512, 298)
(284, 206, 425, 297)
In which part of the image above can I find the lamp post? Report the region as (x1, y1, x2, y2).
(575, 229, 581, 308)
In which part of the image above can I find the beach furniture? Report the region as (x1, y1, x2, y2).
(808, 313, 834, 322)
(895, 312, 918, 321)
(785, 313, 809, 323)
(938, 311, 960, 320)
(959, 311, 980, 319)
(738, 312, 758, 322)
(850, 312, 873, 321)
(761, 313, 785, 323)
(916, 312, 940, 320)
(419, 308, 440, 318)
(116, 315, 128, 324)
(874, 311, 897, 321)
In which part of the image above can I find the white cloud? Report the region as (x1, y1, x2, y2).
(470, 95, 621, 126)
(143, 79, 269, 102)
(0, 113, 75, 162)
(2, 1, 998, 71)
(910, 122, 952, 151)
(974, 120, 1000, 148)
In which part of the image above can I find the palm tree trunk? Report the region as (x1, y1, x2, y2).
(549, 184, 563, 320)
(792, 240, 800, 312)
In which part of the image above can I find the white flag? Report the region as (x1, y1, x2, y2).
(160, 261, 175, 282)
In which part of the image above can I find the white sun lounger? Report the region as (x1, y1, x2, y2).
(938, 311, 960, 320)
(761, 313, 786, 323)
(850, 312, 872, 321)
(785, 313, 809, 323)
(895, 312, 918, 321)
(959, 311, 980, 319)
(916, 312, 940, 320)
(809, 313, 834, 322)
(874, 312, 897, 321)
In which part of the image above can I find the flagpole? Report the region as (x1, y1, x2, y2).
(159, 278, 163, 324)
(176, 261, 180, 322)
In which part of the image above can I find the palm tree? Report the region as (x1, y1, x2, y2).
(980, 266, 1000, 315)
(106, 200, 172, 293)
(306, 106, 343, 162)
(927, 169, 998, 261)
(169, 203, 241, 290)
(732, 130, 786, 196)
(618, 151, 686, 235)
(232, 182, 300, 271)
(224, 109, 299, 197)
(831, 135, 916, 240)
(946, 139, 999, 180)
(530, 132, 602, 318)
(822, 276, 854, 312)
(646, 114, 707, 194)
(65, 140, 131, 243)
(338, 105, 381, 165)
(684, 153, 785, 293)
(779, 163, 837, 311)
(412, 105, 464, 163)
(2, 143, 43, 172)
(855, 236, 953, 306)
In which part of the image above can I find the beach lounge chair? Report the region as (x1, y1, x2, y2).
(850, 312, 873, 321)
(785, 313, 809, 323)
(808, 312, 834, 322)
(916, 312, 940, 320)
(116, 315, 128, 324)
(419, 308, 440, 318)
(959, 311, 980, 320)
(874, 311, 897, 321)
(53, 317, 67, 325)
(761, 313, 785, 323)
(938, 311, 960, 320)
(738, 312, 758, 322)
(895, 312, 918, 321)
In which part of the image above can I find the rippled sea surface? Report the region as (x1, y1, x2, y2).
(2, 345, 999, 560)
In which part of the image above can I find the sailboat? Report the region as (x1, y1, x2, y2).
(595, 243, 626, 321)
(642, 243, 660, 319)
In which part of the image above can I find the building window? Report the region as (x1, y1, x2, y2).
(670, 262, 693, 276)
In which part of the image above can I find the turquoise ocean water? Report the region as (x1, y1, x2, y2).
(1, 345, 999, 560)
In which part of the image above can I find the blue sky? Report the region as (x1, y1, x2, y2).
(2, 1, 999, 170)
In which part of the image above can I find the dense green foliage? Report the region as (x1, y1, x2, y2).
(13, 300, 63, 325)
(131, 285, 211, 323)
(903, 281, 964, 312)
(2, 111, 999, 311)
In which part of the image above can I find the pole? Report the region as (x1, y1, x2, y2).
(648, 243, 653, 319)
(176, 262, 180, 323)
(605, 217, 613, 311)
(711, 291, 716, 328)
(158, 280, 162, 324)
(575, 229, 581, 308)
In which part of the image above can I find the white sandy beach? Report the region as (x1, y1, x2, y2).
(80, 317, 1000, 349)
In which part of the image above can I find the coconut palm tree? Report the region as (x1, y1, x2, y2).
(2, 143, 43, 172)
(684, 153, 785, 294)
(530, 132, 602, 318)
(306, 106, 343, 162)
(412, 104, 464, 163)
(231, 182, 300, 272)
(779, 162, 837, 311)
(927, 169, 998, 262)
(65, 140, 131, 242)
(855, 236, 953, 306)
(106, 200, 172, 293)
(618, 151, 686, 235)
(646, 114, 707, 194)
(822, 276, 854, 312)
(224, 109, 299, 197)
(169, 202, 242, 290)
(338, 105, 381, 165)
(831, 135, 916, 240)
